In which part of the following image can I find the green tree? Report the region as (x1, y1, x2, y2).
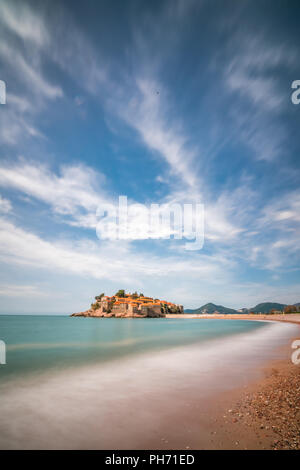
(95, 293, 105, 301)
(115, 289, 125, 297)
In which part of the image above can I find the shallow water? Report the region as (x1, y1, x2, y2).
(0, 315, 267, 381)
(0, 316, 298, 449)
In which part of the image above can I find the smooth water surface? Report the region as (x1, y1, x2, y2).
(0, 315, 265, 381)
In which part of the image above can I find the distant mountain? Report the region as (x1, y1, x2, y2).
(185, 301, 300, 315)
(250, 302, 286, 313)
(237, 308, 249, 314)
(186, 303, 238, 315)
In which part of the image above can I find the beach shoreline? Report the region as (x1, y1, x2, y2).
(217, 357, 300, 450)
(166, 313, 300, 325)
(143, 324, 300, 450)
(185, 339, 300, 450)
(0, 319, 299, 450)
(178, 314, 300, 450)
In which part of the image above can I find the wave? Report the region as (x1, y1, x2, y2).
(0, 321, 298, 449)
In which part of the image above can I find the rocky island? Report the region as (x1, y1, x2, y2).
(71, 290, 184, 318)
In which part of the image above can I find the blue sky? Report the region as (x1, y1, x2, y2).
(0, 0, 299, 313)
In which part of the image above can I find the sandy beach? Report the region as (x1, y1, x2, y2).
(184, 345, 300, 450)
(166, 313, 300, 324)
(218, 358, 300, 450)
(160, 314, 300, 449)
(0, 318, 299, 450)
(1, 0, 299, 454)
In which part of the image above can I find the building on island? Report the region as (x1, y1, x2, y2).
(71, 292, 184, 318)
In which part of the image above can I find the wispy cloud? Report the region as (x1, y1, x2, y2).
(260, 191, 300, 225)
(0, 283, 48, 298)
(0, 0, 299, 310)
(0, 217, 228, 286)
(113, 77, 198, 188)
(0, 160, 109, 228)
(0, 2, 63, 145)
(0, 159, 246, 244)
(223, 33, 297, 162)
(0, 195, 12, 214)
(224, 34, 295, 112)
(0, 0, 48, 46)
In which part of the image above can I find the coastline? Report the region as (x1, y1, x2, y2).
(162, 313, 300, 450)
(145, 360, 300, 450)
(166, 313, 300, 325)
(145, 324, 300, 450)
(215, 357, 300, 450)
(186, 340, 300, 450)
(0, 320, 298, 449)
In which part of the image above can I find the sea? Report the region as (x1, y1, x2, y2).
(0, 315, 298, 449)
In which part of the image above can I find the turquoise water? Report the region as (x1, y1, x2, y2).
(0, 316, 298, 449)
(0, 315, 266, 382)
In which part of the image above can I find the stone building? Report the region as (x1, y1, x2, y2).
(71, 292, 184, 318)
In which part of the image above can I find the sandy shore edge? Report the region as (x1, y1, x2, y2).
(187, 323, 300, 450)
(166, 313, 300, 324)
(0, 318, 298, 450)
(160, 315, 300, 450)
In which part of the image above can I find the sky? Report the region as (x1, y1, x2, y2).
(0, 0, 299, 313)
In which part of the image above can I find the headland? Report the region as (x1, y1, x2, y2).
(71, 290, 183, 318)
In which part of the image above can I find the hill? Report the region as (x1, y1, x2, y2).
(250, 302, 286, 313)
(186, 301, 300, 315)
(187, 303, 238, 315)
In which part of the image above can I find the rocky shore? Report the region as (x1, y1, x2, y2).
(227, 362, 300, 450)
(71, 309, 160, 318)
(71, 291, 183, 318)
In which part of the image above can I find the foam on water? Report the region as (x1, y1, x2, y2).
(0, 320, 298, 449)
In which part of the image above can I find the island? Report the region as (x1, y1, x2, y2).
(71, 290, 184, 318)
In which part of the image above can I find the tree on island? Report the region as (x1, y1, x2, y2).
(115, 289, 125, 297)
(95, 293, 105, 301)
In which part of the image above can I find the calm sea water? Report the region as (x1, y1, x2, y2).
(0, 315, 298, 449)
(0, 315, 266, 382)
